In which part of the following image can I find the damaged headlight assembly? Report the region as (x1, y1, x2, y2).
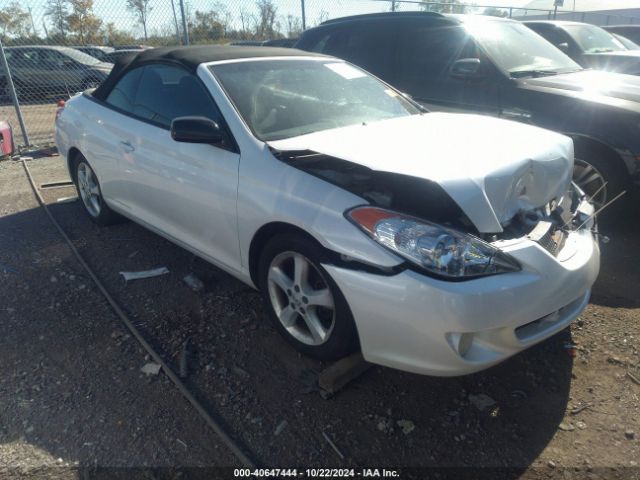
(347, 207, 520, 279)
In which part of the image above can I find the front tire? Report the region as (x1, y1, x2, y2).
(258, 233, 359, 360)
(74, 155, 120, 226)
(573, 144, 629, 219)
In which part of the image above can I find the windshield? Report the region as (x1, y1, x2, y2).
(60, 47, 105, 65)
(564, 24, 626, 53)
(465, 20, 581, 76)
(210, 59, 421, 141)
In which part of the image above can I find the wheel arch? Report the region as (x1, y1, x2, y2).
(566, 133, 632, 182)
(248, 221, 327, 288)
(67, 147, 83, 182)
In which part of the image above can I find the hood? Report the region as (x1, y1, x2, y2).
(582, 51, 640, 75)
(269, 113, 573, 233)
(88, 62, 113, 73)
(522, 69, 640, 104)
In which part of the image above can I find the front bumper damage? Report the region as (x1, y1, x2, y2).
(323, 191, 600, 376)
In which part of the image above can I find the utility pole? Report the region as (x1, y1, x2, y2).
(42, 20, 49, 39)
(28, 7, 38, 37)
(301, 0, 306, 30)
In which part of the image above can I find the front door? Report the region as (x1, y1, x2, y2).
(103, 63, 241, 271)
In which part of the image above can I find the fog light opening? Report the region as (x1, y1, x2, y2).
(447, 332, 474, 358)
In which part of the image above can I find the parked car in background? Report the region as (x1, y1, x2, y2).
(1, 45, 112, 101)
(296, 12, 640, 213)
(603, 25, 640, 45)
(112, 44, 152, 50)
(262, 38, 298, 47)
(55, 46, 599, 376)
(229, 40, 266, 46)
(104, 49, 146, 63)
(229, 39, 297, 47)
(524, 21, 640, 75)
(73, 45, 116, 62)
(612, 33, 640, 50)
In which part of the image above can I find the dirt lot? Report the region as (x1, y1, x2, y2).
(0, 155, 639, 479)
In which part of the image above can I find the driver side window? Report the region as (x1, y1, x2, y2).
(105, 64, 223, 130)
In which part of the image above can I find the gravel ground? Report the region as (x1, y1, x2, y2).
(1, 155, 639, 479)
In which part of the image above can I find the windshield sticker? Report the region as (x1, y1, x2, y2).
(325, 63, 367, 80)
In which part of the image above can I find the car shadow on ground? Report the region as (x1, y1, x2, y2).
(590, 188, 640, 309)
(0, 200, 584, 476)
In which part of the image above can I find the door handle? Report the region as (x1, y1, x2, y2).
(120, 140, 135, 153)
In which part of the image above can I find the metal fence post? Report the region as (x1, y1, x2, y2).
(179, 0, 189, 45)
(170, 0, 182, 45)
(301, 0, 307, 30)
(0, 37, 30, 147)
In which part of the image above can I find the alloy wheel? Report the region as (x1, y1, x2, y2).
(574, 158, 607, 209)
(77, 162, 101, 218)
(267, 251, 336, 346)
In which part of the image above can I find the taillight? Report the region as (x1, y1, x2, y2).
(55, 100, 65, 121)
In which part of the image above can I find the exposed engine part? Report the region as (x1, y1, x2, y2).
(272, 149, 588, 259)
(272, 149, 476, 232)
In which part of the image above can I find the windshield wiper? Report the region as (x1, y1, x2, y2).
(588, 48, 615, 53)
(509, 69, 560, 78)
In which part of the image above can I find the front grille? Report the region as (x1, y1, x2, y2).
(527, 221, 566, 257)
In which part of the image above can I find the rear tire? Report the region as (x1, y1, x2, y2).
(73, 155, 121, 226)
(258, 233, 359, 360)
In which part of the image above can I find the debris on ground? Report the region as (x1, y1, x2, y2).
(141, 362, 162, 376)
(468, 393, 496, 411)
(397, 419, 415, 435)
(563, 342, 578, 357)
(183, 273, 204, 292)
(376, 416, 393, 434)
(0, 264, 17, 274)
(570, 403, 592, 415)
(322, 431, 345, 459)
(56, 196, 78, 203)
(274, 420, 288, 436)
(119, 267, 169, 282)
(510, 390, 528, 399)
(625, 430, 635, 440)
(558, 422, 574, 432)
(179, 339, 190, 379)
(176, 438, 188, 449)
(627, 371, 640, 386)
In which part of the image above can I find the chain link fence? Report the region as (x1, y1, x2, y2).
(2, 0, 640, 149)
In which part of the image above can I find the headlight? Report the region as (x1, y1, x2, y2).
(346, 206, 520, 279)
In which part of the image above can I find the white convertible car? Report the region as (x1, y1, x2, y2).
(56, 46, 600, 376)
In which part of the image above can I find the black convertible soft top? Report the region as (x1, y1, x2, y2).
(92, 45, 325, 101)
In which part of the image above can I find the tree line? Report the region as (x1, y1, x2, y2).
(0, 0, 309, 47)
(0, 0, 512, 47)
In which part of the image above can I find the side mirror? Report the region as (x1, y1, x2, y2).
(171, 116, 224, 144)
(451, 58, 483, 79)
(557, 42, 570, 53)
